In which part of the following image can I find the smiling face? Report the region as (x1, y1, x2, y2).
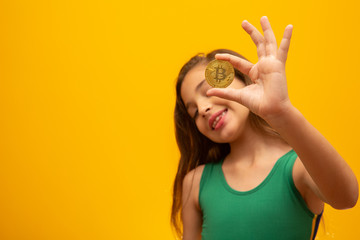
(181, 63, 251, 143)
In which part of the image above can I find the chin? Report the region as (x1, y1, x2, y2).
(209, 131, 239, 144)
(212, 123, 247, 143)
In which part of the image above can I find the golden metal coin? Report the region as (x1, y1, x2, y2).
(205, 59, 234, 88)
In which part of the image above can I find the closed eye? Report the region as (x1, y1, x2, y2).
(193, 109, 199, 120)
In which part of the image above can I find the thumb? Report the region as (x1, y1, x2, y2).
(206, 88, 244, 105)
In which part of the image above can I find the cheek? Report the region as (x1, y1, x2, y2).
(195, 120, 210, 137)
(195, 119, 206, 132)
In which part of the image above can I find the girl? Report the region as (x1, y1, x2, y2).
(171, 16, 358, 240)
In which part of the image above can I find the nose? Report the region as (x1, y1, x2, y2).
(198, 100, 212, 117)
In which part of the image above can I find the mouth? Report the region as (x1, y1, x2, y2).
(209, 109, 228, 130)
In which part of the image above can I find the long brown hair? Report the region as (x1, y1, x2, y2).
(170, 49, 282, 239)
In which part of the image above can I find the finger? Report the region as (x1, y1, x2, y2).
(215, 53, 254, 76)
(277, 24, 293, 64)
(206, 88, 244, 106)
(260, 16, 278, 57)
(241, 20, 266, 59)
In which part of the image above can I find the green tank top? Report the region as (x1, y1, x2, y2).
(199, 149, 322, 240)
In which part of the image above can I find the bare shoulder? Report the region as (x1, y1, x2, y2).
(183, 164, 206, 211)
(182, 164, 205, 240)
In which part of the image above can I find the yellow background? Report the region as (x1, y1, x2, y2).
(0, 0, 359, 239)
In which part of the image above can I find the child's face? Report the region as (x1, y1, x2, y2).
(181, 63, 251, 143)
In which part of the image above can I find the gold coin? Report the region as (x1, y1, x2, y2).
(205, 59, 234, 88)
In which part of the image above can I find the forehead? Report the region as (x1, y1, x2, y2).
(180, 63, 207, 101)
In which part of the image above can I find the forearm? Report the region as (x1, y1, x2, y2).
(266, 104, 358, 208)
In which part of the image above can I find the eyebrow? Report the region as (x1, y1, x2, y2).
(185, 79, 206, 110)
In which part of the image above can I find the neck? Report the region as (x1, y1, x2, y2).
(225, 121, 290, 166)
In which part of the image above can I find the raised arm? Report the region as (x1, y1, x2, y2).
(266, 105, 358, 209)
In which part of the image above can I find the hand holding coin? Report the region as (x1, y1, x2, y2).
(205, 59, 234, 88)
(206, 16, 293, 121)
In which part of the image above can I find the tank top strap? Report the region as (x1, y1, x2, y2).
(282, 149, 316, 217)
(199, 159, 221, 204)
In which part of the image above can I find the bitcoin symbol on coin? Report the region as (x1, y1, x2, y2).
(214, 66, 226, 82)
(205, 59, 235, 88)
